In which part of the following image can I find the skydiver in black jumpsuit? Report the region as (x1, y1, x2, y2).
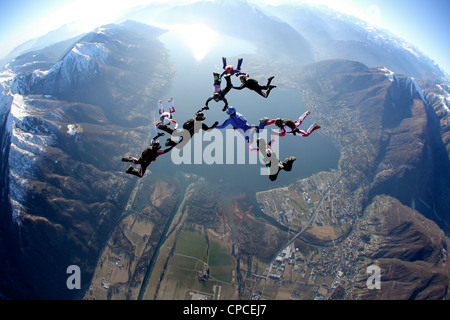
(203, 73, 234, 112)
(121, 140, 173, 177)
(233, 74, 276, 98)
(162, 110, 218, 148)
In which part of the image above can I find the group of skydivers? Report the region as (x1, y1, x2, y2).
(122, 57, 321, 181)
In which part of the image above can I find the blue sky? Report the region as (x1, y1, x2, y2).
(345, 0, 450, 75)
(1, 0, 450, 76)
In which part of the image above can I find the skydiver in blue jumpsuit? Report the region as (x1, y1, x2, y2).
(215, 106, 269, 142)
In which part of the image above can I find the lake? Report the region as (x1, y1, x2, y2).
(150, 29, 340, 194)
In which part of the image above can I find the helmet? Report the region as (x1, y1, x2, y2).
(275, 118, 283, 127)
(150, 139, 160, 149)
(195, 111, 206, 121)
(160, 112, 171, 123)
(227, 107, 236, 115)
(239, 75, 246, 82)
(225, 65, 234, 73)
(213, 93, 221, 101)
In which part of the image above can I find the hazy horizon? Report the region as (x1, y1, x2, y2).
(1, 0, 450, 76)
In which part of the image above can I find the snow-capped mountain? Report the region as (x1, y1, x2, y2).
(263, 3, 449, 84)
(0, 33, 112, 225)
(13, 42, 109, 96)
(0, 21, 174, 299)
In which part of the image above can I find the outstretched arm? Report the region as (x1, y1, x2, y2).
(205, 96, 213, 107)
(155, 121, 163, 135)
(157, 146, 174, 155)
(170, 119, 178, 130)
(202, 121, 219, 131)
(215, 118, 231, 129)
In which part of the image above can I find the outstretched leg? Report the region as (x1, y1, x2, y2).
(269, 162, 282, 181)
(270, 157, 296, 181)
(222, 74, 233, 95)
(213, 72, 221, 90)
(236, 58, 243, 71)
(255, 117, 270, 132)
(122, 156, 139, 164)
(294, 110, 311, 127)
(295, 122, 321, 137)
(222, 57, 227, 69)
(263, 85, 276, 98)
(281, 156, 296, 172)
(168, 97, 175, 114)
(157, 99, 164, 114)
(126, 166, 142, 177)
(126, 163, 148, 177)
(254, 88, 267, 98)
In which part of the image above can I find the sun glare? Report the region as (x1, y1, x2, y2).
(175, 24, 219, 62)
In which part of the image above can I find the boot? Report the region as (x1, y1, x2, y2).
(125, 166, 139, 176)
(285, 156, 296, 163)
(282, 156, 296, 172)
(265, 85, 276, 97)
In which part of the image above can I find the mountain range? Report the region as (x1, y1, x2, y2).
(0, 0, 449, 299)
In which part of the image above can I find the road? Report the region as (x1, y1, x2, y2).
(249, 172, 343, 298)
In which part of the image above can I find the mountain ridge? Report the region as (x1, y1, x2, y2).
(0, 21, 175, 299)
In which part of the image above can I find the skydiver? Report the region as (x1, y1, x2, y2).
(164, 110, 219, 148)
(203, 72, 233, 112)
(155, 98, 178, 138)
(248, 136, 296, 181)
(233, 74, 276, 98)
(215, 106, 269, 142)
(263, 111, 321, 137)
(121, 139, 173, 178)
(220, 57, 244, 78)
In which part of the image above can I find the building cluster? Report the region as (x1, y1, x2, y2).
(268, 245, 295, 280)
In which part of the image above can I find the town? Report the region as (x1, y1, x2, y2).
(249, 169, 370, 299)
